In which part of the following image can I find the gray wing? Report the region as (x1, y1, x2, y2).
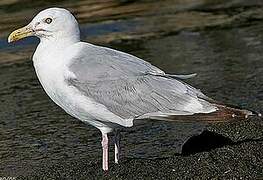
(67, 43, 216, 120)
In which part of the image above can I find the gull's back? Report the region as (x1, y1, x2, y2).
(66, 42, 217, 121)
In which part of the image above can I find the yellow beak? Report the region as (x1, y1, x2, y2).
(8, 25, 34, 43)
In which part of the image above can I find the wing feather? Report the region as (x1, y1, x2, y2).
(67, 42, 217, 120)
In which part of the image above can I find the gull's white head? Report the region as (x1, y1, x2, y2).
(8, 8, 80, 43)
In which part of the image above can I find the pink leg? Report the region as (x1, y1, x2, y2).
(101, 133, 109, 171)
(114, 130, 120, 164)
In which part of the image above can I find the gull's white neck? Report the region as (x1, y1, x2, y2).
(35, 35, 80, 59)
(33, 33, 80, 90)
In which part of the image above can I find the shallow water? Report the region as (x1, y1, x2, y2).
(0, 0, 263, 177)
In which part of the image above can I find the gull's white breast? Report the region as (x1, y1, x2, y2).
(32, 42, 132, 134)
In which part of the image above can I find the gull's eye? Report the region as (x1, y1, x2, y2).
(45, 18, 52, 24)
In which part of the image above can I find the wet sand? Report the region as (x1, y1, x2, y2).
(0, 0, 262, 179)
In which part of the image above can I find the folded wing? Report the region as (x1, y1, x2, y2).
(67, 43, 217, 121)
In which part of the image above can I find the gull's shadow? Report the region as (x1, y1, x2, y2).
(182, 130, 233, 155)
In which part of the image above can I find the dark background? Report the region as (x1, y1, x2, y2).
(0, 0, 262, 179)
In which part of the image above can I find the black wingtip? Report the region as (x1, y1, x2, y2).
(248, 109, 262, 117)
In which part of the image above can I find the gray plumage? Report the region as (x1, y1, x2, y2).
(67, 43, 217, 120)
